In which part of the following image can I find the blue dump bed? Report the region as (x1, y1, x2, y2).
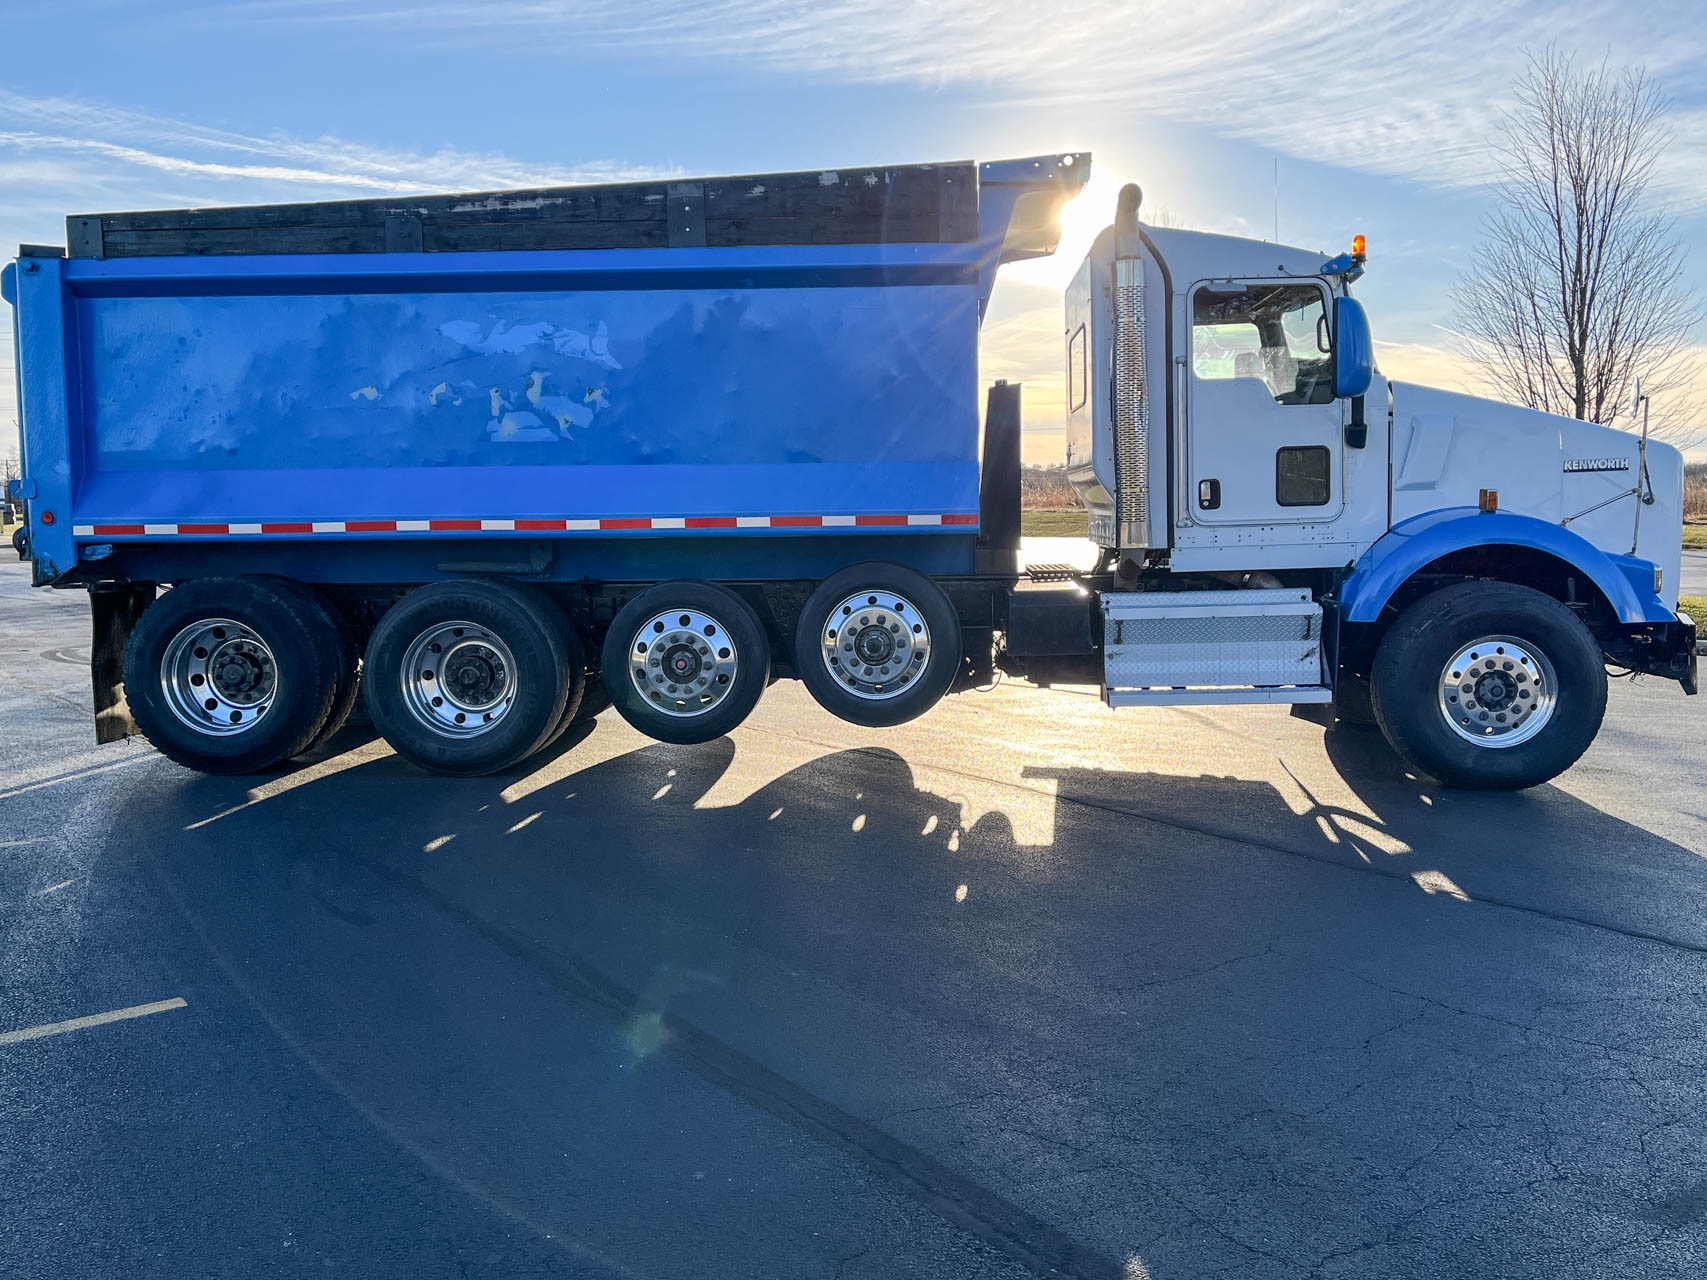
(8, 155, 1087, 584)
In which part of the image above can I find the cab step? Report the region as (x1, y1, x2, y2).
(1100, 588, 1329, 707)
(1025, 563, 1084, 583)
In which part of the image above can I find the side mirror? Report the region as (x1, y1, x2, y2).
(1333, 296, 1373, 399)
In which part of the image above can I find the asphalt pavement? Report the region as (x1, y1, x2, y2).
(2, 555, 1705, 1280)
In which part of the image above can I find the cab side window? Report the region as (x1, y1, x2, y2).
(1192, 283, 1334, 406)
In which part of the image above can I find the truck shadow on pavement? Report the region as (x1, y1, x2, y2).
(130, 721, 1707, 1280)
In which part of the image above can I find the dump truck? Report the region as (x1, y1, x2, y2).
(5, 153, 1695, 789)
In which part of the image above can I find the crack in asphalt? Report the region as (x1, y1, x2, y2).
(324, 840, 1128, 1280)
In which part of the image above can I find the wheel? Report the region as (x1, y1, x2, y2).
(364, 580, 573, 776)
(601, 581, 769, 744)
(124, 577, 345, 775)
(1370, 581, 1607, 791)
(794, 562, 961, 728)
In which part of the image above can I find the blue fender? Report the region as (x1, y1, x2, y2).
(1340, 507, 1673, 625)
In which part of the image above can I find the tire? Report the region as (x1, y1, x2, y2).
(794, 562, 961, 728)
(364, 580, 573, 776)
(532, 593, 590, 751)
(125, 577, 345, 775)
(297, 597, 361, 754)
(601, 580, 769, 745)
(1370, 581, 1607, 791)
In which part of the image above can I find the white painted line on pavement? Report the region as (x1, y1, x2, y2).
(0, 997, 187, 1046)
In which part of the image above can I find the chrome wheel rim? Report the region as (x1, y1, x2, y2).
(627, 608, 740, 718)
(819, 591, 931, 701)
(401, 620, 517, 738)
(160, 617, 277, 737)
(1437, 635, 1556, 748)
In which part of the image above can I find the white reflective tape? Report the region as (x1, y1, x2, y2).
(62, 513, 965, 537)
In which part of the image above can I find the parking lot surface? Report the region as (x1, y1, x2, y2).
(2, 556, 1705, 1279)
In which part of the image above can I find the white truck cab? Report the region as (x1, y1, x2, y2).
(1038, 183, 1695, 789)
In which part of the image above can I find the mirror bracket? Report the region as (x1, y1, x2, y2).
(1345, 396, 1368, 449)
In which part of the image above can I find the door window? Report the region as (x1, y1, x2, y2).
(1192, 283, 1334, 406)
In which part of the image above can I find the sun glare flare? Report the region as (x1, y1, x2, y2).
(1002, 171, 1123, 292)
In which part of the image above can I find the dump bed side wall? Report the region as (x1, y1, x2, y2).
(18, 155, 1093, 587)
(21, 246, 989, 582)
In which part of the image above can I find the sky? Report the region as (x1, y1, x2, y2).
(2, 0, 1706, 464)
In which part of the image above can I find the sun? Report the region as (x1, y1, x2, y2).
(1001, 170, 1123, 292)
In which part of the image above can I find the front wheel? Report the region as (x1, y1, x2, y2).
(1370, 581, 1607, 791)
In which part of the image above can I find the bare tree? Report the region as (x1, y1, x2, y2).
(1453, 49, 1700, 439)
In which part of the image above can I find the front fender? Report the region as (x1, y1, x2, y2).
(1340, 508, 1673, 625)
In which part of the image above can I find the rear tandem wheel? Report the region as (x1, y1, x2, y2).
(124, 576, 348, 775)
(364, 579, 579, 776)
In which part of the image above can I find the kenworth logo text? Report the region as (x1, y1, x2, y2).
(1563, 457, 1631, 473)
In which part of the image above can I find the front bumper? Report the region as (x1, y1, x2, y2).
(1604, 613, 1698, 694)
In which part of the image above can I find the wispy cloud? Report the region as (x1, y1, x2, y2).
(0, 89, 667, 442)
(0, 89, 669, 240)
(197, 1, 1707, 200)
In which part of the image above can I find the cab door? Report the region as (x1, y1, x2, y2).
(1184, 278, 1344, 528)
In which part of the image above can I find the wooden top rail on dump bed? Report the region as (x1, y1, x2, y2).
(66, 161, 980, 259)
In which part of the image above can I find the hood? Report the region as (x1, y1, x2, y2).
(1390, 383, 1683, 607)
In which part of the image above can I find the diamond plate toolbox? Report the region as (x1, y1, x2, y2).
(1103, 589, 1323, 689)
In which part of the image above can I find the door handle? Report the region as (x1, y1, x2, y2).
(1198, 478, 1221, 510)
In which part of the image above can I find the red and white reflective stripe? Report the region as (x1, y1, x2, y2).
(70, 513, 979, 538)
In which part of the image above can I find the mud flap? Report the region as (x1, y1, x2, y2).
(91, 584, 155, 744)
